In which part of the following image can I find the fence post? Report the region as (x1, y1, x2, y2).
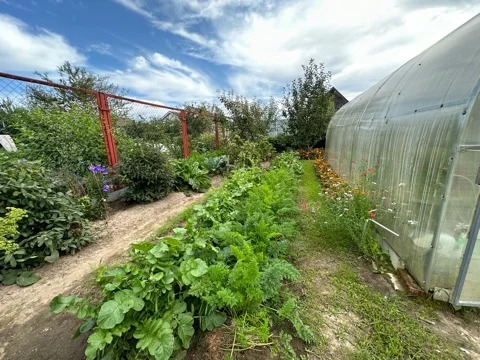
(96, 92, 118, 167)
(214, 115, 220, 150)
(180, 110, 190, 157)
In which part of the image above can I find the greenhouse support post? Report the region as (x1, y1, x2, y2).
(96, 92, 118, 168)
(180, 110, 190, 157)
(214, 116, 220, 150)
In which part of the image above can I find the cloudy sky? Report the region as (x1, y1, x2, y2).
(0, 0, 479, 105)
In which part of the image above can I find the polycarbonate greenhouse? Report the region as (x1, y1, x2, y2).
(326, 14, 480, 306)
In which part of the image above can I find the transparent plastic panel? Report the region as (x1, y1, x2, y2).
(460, 232, 480, 303)
(429, 150, 480, 290)
(326, 14, 480, 291)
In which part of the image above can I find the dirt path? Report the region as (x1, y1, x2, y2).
(0, 181, 220, 360)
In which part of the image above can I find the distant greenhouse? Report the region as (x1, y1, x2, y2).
(326, 14, 480, 306)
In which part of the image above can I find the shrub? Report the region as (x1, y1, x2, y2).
(117, 142, 174, 202)
(268, 133, 295, 152)
(172, 158, 211, 192)
(225, 135, 274, 168)
(190, 133, 217, 154)
(3, 107, 106, 175)
(0, 154, 92, 275)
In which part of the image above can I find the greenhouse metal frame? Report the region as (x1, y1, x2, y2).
(326, 14, 480, 306)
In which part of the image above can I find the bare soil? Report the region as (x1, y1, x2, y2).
(0, 181, 221, 360)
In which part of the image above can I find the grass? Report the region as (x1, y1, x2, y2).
(294, 160, 465, 359)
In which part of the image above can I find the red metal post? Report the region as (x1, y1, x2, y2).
(96, 92, 118, 167)
(180, 110, 190, 157)
(214, 116, 220, 150)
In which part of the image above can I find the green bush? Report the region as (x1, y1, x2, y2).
(190, 133, 217, 154)
(117, 142, 174, 202)
(4, 107, 106, 175)
(172, 158, 211, 193)
(225, 135, 274, 168)
(268, 134, 295, 152)
(0, 155, 92, 275)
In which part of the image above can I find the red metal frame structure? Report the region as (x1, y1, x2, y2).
(0, 71, 228, 167)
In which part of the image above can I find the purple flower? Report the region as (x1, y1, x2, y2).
(88, 164, 108, 175)
(102, 184, 110, 192)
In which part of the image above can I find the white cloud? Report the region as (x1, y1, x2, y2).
(112, 0, 216, 48)
(211, 0, 480, 99)
(87, 43, 112, 55)
(106, 53, 215, 103)
(0, 13, 85, 72)
(113, 0, 480, 100)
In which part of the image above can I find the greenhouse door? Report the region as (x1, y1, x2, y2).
(452, 151, 480, 307)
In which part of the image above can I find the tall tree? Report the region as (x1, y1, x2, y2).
(283, 59, 335, 148)
(219, 90, 277, 140)
(27, 61, 125, 112)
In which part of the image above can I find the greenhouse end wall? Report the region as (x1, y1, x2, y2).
(326, 14, 480, 304)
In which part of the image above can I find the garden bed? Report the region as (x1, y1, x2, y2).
(0, 185, 220, 360)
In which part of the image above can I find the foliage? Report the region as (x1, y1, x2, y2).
(225, 135, 274, 168)
(0, 155, 92, 276)
(219, 91, 277, 140)
(28, 61, 125, 113)
(187, 152, 229, 175)
(272, 151, 303, 175)
(0, 207, 26, 254)
(190, 133, 217, 154)
(184, 102, 216, 139)
(202, 155, 229, 175)
(311, 155, 384, 258)
(172, 158, 211, 193)
(116, 142, 174, 203)
(268, 133, 295, 152)
(82, 165, 111, 220)
(51, 155, 311, 359)
(283, 59, 335, 148)
(3, 107, 106, 175)
(298, 148, 323, 160)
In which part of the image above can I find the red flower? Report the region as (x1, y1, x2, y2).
(361, 171, 367, 176)
(368, 210, 376, 218)
(368, 168, 374, 173)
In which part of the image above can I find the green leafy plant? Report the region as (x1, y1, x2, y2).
(116, 142, 174, 202)
(268, 134, 295, 152)
(0, 207, 26, 254)
(81, 164, 111, 220)
(172, 158, 211, 193)
(272, 151, 304, 175)
(51, 154, 311, 359)
(190, 133, 217, 154)
(0, 155, 92, 284)
(202, 155, 229, 174)
(225, 135, 274, 168)
(4, 107, 106, 175)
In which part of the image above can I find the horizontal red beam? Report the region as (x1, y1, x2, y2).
(0, 71, 222, 118)
(0, 71, 98, 95)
